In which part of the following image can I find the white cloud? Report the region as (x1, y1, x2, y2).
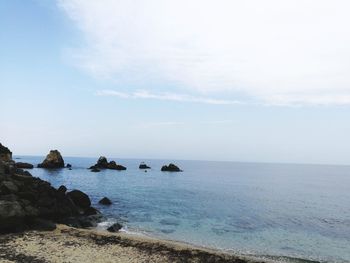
(59, 0, 350, 105)
(96, 89, 242, 105)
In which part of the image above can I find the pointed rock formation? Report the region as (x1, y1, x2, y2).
(38, 150, 65, 169)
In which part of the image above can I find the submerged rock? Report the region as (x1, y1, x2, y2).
(107, 222, 122, 232)
(139, 163, 151, 169)
(99, 197, 112, 205)
(90, 167, 101, 173)
(15, 162, 34, 169)
(89, 156, 126, 171)
(66, 163, 72, 168)
(37, 150, 65, 169)
(161, 163, 182, 172)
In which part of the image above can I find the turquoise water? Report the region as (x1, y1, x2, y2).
(16, 156, 350, 262)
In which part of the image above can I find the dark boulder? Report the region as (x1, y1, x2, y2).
(30, 218, 56, 231)
(139, 163, 151, 169)
(84, 207, 100, 216)
(57, 185, 67, 194)
(15, 162, 34, 169)
(66, 163, 72, 168)
(37, 150, 65, 169)
(90, 167, 101, 173)
(107, 222, 123, 232)
(161, 163, 182, 172)
(99, 197, 112, 205)
(67, 190, 91, 210)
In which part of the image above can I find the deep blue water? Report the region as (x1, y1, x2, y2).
(15, 156, 350, 262)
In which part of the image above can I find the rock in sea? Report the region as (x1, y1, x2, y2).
(161, 163, 182, 172)
(107, 223, 123, 232)
(15, 162, 34, 169)
(37, 150, 65, 169)
(99, 197, 112, 205)
(89, 156, 126, 171)
(139, 162, 151, 169)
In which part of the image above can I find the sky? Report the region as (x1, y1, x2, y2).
(1, 0, 350, 165)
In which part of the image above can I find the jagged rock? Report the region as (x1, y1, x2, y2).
(107, 223, 123, 232)
(161, 163, 182, 172)
(99, 197, 112, 205)
(67, 190, 91, 210)
(38, 150, 65, 169)
(89, 157, 126, 171)
(139, 163, 151, 169)
(0, 143, 12, 162)
(15, 162, 34, 169)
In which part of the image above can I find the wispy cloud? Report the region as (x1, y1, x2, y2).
(59, 0, 350, 106)
(96, 89, 243, 105)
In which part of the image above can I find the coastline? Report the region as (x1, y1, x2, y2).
(0, 224, 268, 263)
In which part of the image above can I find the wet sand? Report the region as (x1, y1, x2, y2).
(0, 224, 266, 263)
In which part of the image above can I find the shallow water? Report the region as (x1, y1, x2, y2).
(16, 156, 350, 262)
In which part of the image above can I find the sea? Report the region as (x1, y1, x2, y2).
(14, 156, 350, 262)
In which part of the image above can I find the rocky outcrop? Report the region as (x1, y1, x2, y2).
(37, 150, 64, 169)
(15, 162, 34, 169)
(139, 163, 151, 169)
(0, 143, 12, 162)
(161, 163, 182, 172)
(99, 197, 112, 205)
(0, 149, 101, 233)
(89, 156, 126, 171)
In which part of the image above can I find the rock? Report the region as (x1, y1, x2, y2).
(107, 161, 126, 170)
(0, 181, 19, 194)
(97, 156, 108, 168)
(107, 223, 123, 232)
(57, 185, 67, 194)
(15, 162, 34, 169)
(84, 207, 100, 216)
(0, 145, 101, 234)
(139, 163, 151, 169)
(99, 197, 112, 205)
(37, 150, 65, 169)
(91, 167, 101, 173)
(161, 163, 182, 172)
(0, 143, 12, 162)
(89, 157, 126, 171)
(66, 163, 72, 168)
(67, 190, 91, 210)
(30, 218, 56, 231)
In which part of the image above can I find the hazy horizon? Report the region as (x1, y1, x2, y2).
(1, 0, 350, 165)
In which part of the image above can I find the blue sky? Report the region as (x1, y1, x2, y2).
(1, 0, 350, 164)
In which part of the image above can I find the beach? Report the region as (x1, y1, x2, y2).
(0, 224, 262, 263)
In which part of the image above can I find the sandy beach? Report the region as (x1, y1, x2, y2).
(0, 225, 265, 263)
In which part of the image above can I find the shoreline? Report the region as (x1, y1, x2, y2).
(0, 224, 321, 263)
(0, 224, 270, 263)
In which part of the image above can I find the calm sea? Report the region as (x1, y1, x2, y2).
(15, 156, 350, 262)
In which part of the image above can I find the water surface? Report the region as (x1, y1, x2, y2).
(16, 156, 350, 262)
